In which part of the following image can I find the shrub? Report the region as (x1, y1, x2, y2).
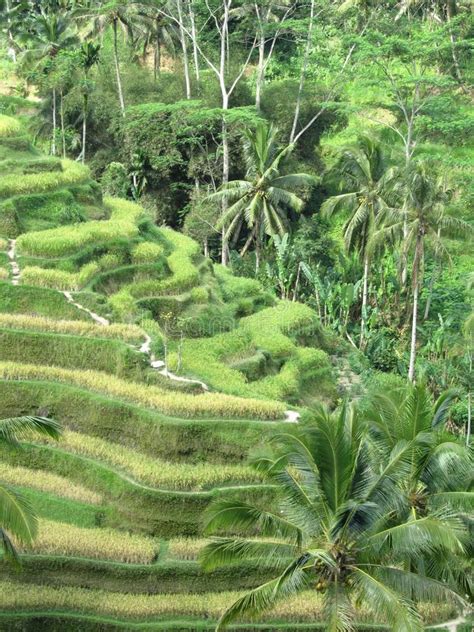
(0, 463, 101, 505)
(0, 361, 286, 419)
(17, 198, 142, 257)
(51, 430, 261, 490)
(108, 289, 138, 322)
(20, 520, 158, 564)
(0, 268, 8, 280)
(131, 242, 163, 263)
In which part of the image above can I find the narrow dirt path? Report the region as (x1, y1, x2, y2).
(7, 239, 20, 285)
(62, 291, 110, 326)
(429, 615, 468, 631)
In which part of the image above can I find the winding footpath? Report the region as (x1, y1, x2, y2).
(7, 239, 20, 285)
(7, 240, 299, 422)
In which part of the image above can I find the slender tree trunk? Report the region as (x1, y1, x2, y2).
(221, 113, 229, 266)
(423, 266, 437, 320)
(446, 1, 463, 85)
(408, 236, 422, 383)
(82, 93, 88, 164)
(360, 254, 369, 348)
(154, 30, 161, 81)
(113, 19, 126, 117)
(467, 391, 471, 448)
(188, 2, 200, 83)
(203, 237, 209, 258)
(60, 89, 66, 159)
(6, 0, 16, 62)
(255, 30, 265, 110)
(176, 0, 191, 99)
(290, 0, 315, 143)
(51, 87, 57, 156)
(255, 235, 261, 273)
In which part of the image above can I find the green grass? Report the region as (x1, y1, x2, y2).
(17, 198, 142, 258)
(0, 282, 89, 320)
(0, 159, 91, 199)
(0, 329, 147, 378)
(168, 301, 335, 403)
(0, 380, 272, 463)
(0, 362, 286, 419)
(0, 581, 456, 625)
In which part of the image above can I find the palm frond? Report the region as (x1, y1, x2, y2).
(203, 500, 303, 546)
(0, 483, 37, 545)
(200, 537, 296, 571)
(216, 555, 311, 630)
(0, 416, 61, 445)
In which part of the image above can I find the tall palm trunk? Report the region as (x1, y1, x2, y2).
(82, 92, 88, 164)
(221, 113, 229, 266)
(60, 89, 66, 159)
(188, 3, 200, 83)
(51, 87, 57, 156)
(360, 253, 369, 348)
(176, 0, 191, 99)
(255, 30, 265, 111)
(290, 0, 315, 143)
(408, 234, 423, 383)
(113, 18, 126, 117)
(154, 28, 161, 81)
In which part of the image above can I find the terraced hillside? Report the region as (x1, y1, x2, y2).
(0, 111, 458, 631)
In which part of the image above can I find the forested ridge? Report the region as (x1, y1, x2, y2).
(0, 0, 472, 630)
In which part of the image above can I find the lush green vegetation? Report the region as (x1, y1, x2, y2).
(0, 0, 472, 630)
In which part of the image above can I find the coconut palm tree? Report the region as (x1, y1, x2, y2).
(0, 414, 61, 564)
(18, 8, 78, 155)
(211, 122, 315, 271)
(321, 135, 392, 348)
(374, 162, 472, 382)
(78, 1, 141, 117)
(366, 381, 473, 593)
(201, 404, 467, 631)
(137, 3, 176, 81)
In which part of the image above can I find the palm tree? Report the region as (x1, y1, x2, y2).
(201, 404, 467, 631)
(211, 122, 315, 271)
(79, 41, 100, 164)
(78, 1, 140, 117)
(138, 3, 176, 81)
(366, 382, 473, 593)
(0, 415, 61, 564)
(19, 8, 78, 155)
(375, 162, 472, 382)
(321, 135, 391, 348)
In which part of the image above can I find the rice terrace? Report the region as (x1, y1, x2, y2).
(0, 1, 472, 631)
